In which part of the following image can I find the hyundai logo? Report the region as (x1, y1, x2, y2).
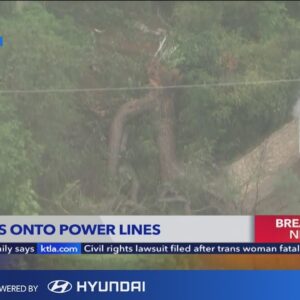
(47, 280, 72, 294)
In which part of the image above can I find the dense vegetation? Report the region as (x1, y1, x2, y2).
(1, 1, 300, 216)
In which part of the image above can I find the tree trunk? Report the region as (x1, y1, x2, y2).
(147, 60, 181, 182)
(108, 94, 156, 177)
(108, 60, 180, 183)
(156, 91, 180, 181)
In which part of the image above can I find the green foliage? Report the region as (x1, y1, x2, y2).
(1, 2, 300, 217)
(3, 1, 300, 271)
(0, 4, 94, 201)
(221, 2, 288, 40)
(0, 98, 40, 214)
(168, 1, 300, 162)
(0, 4, 87, 89)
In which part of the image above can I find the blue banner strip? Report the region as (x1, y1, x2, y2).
(0, 270, 299, 299)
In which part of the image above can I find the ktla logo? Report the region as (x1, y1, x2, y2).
(47, 280, 72, 294)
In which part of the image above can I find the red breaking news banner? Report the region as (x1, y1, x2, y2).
(255, 216, 300, 243)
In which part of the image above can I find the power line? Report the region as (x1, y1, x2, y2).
(0, 77, 299, 95)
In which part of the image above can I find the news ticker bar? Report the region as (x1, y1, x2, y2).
(1, 215, 300, 243)
(1, 243, 300, 254)
(0, 270, 299, 300)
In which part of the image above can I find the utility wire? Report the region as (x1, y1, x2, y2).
(0, 77, 299, 95)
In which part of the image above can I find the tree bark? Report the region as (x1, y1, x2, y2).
(108, 60, 180, 183)
(156, 91, 180, 181)
(108, 94, 156, 177)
